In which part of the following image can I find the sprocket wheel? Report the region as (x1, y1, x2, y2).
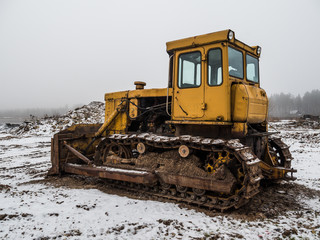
(268, 141, 291, 168)
(102, 142, 132, 163)
(205, 150, 234, 173)
(205, 150, 245, 187)
(94, 140, 133, 165)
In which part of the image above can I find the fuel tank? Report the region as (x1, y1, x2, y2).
(231, 84, 268, 123)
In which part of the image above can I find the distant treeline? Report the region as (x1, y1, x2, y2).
(269, 89, 320, 118)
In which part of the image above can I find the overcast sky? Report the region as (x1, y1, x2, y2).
(0, 0, 319, 110)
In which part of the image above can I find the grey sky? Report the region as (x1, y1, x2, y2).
(0, 0, 319, 110)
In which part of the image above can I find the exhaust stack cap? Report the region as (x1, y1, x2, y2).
(134, 81, 146, 90)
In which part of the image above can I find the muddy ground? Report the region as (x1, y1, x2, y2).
(1, 110, 320, 239)
(24, 174, 320, 221)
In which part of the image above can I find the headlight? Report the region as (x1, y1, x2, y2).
(257, 46, 262, 55)
(228, 30, 234, 40)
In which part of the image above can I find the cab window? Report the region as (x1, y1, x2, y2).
(178, 51, 201, 88)
(228, 47, 243, 79)
(208, 48, 223, 86)
(246, 54, 259, 83)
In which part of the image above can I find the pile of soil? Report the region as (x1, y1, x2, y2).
(8, 101, 105, 136)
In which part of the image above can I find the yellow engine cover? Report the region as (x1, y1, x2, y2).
(231, 84, 268, 123)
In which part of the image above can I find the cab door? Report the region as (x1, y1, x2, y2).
(172, 48, 205, 119)
(203, 45, 230, 121)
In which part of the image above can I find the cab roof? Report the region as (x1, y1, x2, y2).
(166, 29, 260, 57)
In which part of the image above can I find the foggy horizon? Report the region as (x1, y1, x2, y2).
(1, 0, 319, 111)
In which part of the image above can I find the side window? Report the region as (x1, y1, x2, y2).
(246, 54, 259, 83)
(178, 51, 201, 88)
(228, 47, 244, 79)
(208, 48, 223, 86)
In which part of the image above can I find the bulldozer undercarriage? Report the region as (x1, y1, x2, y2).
(49, 117, 296, 211)
(59, 133, 271, 211)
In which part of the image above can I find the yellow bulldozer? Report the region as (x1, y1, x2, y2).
(49, 30, 296, 211)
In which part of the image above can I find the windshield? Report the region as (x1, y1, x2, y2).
(246, 54, 259, 83)
(228, 47, 243, 79)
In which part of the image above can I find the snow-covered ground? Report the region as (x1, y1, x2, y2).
(1, 116, 320, 239)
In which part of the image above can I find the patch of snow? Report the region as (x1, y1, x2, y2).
(0, 118, 320, 239)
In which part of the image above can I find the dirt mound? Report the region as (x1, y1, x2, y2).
(8, 101, 105, 136)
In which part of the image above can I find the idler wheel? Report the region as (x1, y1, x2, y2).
(101, 142, 132, 164)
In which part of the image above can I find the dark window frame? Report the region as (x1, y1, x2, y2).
(177, 51, 202, 89)
(207, 48, 223, 87)
(228, 46, 244, 80)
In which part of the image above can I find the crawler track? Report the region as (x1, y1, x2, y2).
(94, 133, 263, 211)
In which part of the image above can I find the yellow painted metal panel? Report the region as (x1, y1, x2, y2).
(172, 47, 205, 120)
(173, 88, 205, 119)
(203, 44, 230, 122)
(231, 84, 268, 124)
(166, 120, 232, 126)
(231, 84, 248, 122)
(104, 90, 129, 101)
(166, 30, 259, 57)
(104, 91, 129, 133)
(128, 88, 172, 98)
(246, 87, 268, 123)
(166, 30, 230, 53)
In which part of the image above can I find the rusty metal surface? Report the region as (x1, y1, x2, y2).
(261, 137, 297, 180)
(156, 171, 236, 194)
(63, 142, 92, 165)
(48, 138, 57, 175)
(48, 134, 60, 175)
(64, 163, 157, 184)
(48, 124, 102, 176)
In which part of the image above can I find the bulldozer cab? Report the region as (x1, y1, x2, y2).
(167, 29, 262, 124)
